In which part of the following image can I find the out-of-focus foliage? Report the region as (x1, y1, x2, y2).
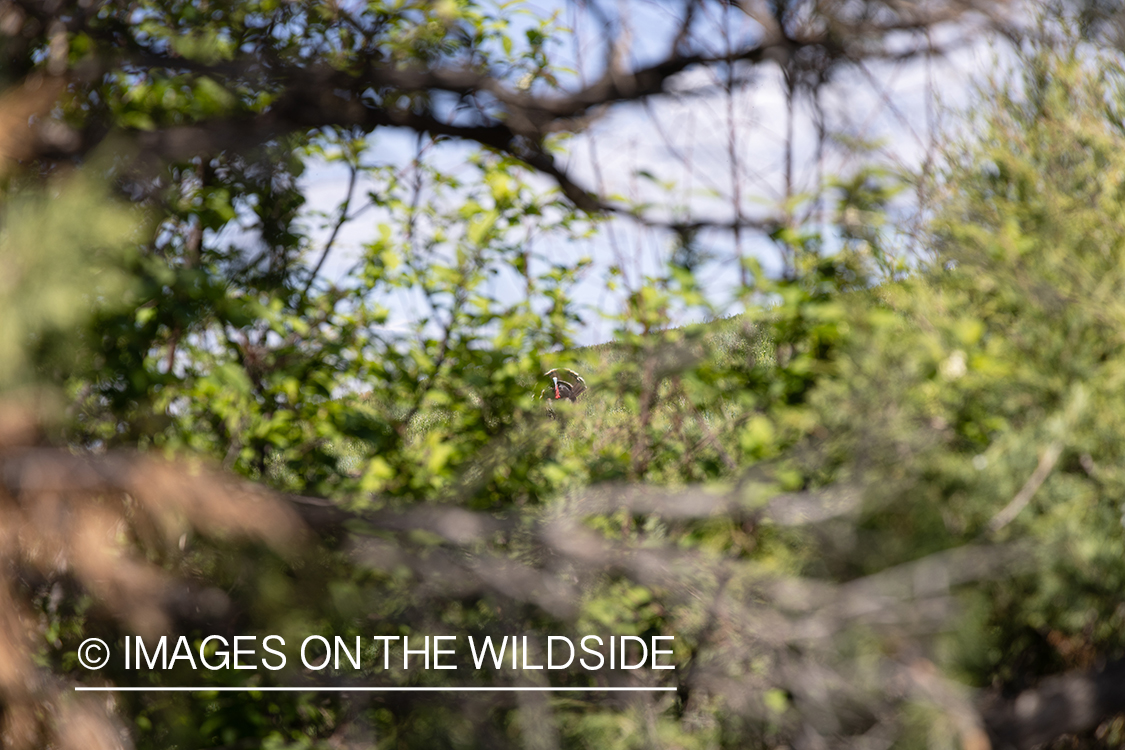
(0, 175, 134, 389)
(888, 37, 1125, 689)
(8, 3, 1125, 750)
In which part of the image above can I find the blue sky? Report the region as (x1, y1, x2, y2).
(287, 1, 1003, 344)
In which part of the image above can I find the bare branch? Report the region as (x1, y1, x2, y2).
(987, 442, 1063, 533)
(982, 658, 1125, 749)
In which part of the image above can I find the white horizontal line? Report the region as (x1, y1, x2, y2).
(75, 686, 676, 693)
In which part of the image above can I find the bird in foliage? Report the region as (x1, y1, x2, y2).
(539, 368, 586, 402)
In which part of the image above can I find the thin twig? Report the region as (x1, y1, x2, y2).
(987, 442, 1063, 533)
(301, 160, 359, 299)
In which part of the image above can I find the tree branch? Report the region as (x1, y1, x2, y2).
(982, 657, 1125, 749)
